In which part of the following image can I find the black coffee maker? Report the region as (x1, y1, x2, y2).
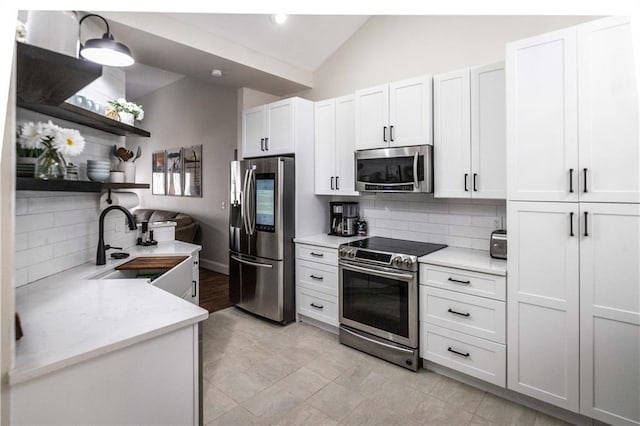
(329, 202, 359, 236)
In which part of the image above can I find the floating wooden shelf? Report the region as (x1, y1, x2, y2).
(16, 42, 151, 138)
(16, 178, 150, 192)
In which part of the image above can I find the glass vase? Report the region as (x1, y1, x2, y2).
(35, 149, 66, 180)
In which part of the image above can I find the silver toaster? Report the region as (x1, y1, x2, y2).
(490, 230, 507, 260)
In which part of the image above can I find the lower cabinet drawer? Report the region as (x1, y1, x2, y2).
(296, 260, 338, 296)
(296, 244, 338, 266)
(297, 287, 338, 326)
(420, 323, 506, 387)
(420, 264, 506, 301)
(420, 286, 506, 344)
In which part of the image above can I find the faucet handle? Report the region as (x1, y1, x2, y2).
(105, 245, 122, 251)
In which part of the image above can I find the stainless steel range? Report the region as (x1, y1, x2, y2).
(338, 237, 446, 370)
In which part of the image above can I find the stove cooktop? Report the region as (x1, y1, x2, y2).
(343, 237, 447, 257)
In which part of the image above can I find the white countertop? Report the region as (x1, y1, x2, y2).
(294, 233, 369, 249)
(419, 247, 507, 276)
(11, 241, 208, 385)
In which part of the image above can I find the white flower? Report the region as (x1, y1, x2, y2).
(53, 128, 85, 157)
(18, 122, 47, 150)
(16, 21, 27, 42)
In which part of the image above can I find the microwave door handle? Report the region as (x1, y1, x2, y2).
(413, 151, 419, 189)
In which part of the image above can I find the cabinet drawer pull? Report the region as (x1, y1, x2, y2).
(310, 252, 324, 258)
(464, 174, 469, 192)
(447, 308, 470, 317)
(473, 173, 478, 192)
(331, 176, 335, 190)
(309, 275, 324, 281)
(569, 212, 575, 237)
(448, 277, 471, 285)
(335, 176, 340, 190)
(383, 126, 388, 142)
(583, 168, 588, 193)
(265, 137, 269, 151)
(584, 211, 589, 237)
(569, 168, 574, 193)
(389, 125, 394, 142)
(192, 280, 197, 297)
(310, 302, 324, 310)
(260, 138, 265, 151)
(447, 347, 470, 357)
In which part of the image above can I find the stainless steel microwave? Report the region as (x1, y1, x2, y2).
(355, 145, 433, 193)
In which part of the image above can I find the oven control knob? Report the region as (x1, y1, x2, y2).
(348, 249, 356, 259)
(339, 248, 346, 257)
(392, 256, 403, 267)
(403, 258, 414, 268)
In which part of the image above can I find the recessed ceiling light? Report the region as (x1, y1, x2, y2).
(211, 69, 223, 78)
(271, 14, 288, 25)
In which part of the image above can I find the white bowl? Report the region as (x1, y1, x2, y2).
(87, 171, 110, 182)
(87, 166, 111, 171)
(87, 159, 110, 165)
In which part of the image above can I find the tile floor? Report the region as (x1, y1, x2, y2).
(202, 308, 571, 426)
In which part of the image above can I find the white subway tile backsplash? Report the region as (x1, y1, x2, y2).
(15, 268, 28, 287)
(429, 214, 472, 226)
(15, 198, 28, 215)
(16, 233, 27, 251)
(358, 194, 505, 250)
(28, 225, 76, 248)
(53, 208, 99, 226)
(375, 219, 409, 230)
(16, 213, 54, 233)
(15, 245, 54, 270)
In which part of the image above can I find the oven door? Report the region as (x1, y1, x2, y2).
(339, 261, 418, 347)
(355, 145, 433, 193)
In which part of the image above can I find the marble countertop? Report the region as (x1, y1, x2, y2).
(294, 234, 369, 249)
(419, 247, 507, 276)
(11, 241, 208, 385)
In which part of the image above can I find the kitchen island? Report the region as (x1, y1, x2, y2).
(10, 241, 208, 425)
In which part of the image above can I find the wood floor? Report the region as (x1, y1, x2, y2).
(199, 268, 233, 313)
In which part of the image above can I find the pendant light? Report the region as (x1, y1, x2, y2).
(78, 14, 134, 67)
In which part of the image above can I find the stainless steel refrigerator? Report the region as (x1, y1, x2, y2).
(229, 157, 295, 323)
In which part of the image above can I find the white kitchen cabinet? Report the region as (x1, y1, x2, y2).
(507, 17, 639, 203)
(507, 201, 580, 411)
(578, 17, 639, 203)
(506, 27, 578, 202)
(355, 75, 432, 150)
(242, 97, 301, 158)
(579, 203, 640, 425)
(434, 69, 471, 198)
(434, 63, 505, 199)
(314, 95, 358, 195)
(295, 243, 339, 330)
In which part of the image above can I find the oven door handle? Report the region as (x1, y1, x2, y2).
(340, 263, 414, 281)
(341, 326, 414, 354)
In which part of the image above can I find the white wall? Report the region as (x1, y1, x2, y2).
(297, 15, 596, 100)
(128, 77, 237, 273)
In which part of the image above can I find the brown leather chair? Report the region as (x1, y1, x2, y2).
(133, 209, 200, 244)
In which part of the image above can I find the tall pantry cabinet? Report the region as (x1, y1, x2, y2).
(507, 17, 639, 425)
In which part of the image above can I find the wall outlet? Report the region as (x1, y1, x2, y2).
(221, 201, 226, 210)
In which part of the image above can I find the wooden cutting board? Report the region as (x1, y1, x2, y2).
(115, 256, 189, 270)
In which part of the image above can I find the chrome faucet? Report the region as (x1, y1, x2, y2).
(96, 205, 137, 265)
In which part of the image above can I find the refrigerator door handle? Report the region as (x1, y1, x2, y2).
(248, 168, 256, 235)
(242, 168, 250, 234)
(231, 255, 273, 268)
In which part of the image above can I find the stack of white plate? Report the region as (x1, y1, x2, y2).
(17, 162, 36, 177)
(87, 160, 111, 182)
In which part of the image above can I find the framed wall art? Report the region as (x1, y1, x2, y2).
(183, 145, 202, 197)
(151, 151, 166, 195)
(165, 147, 183, 196)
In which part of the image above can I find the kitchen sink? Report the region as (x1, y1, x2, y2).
(91, 268, 169, 282)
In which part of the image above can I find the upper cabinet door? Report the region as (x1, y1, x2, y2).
(471, 62, 506, 199)
(242, 105, 266, 159)
(434, 69, 472, 198)
(335, 95, 358, 195)
(314, 99, 337, 195)
(506, 27, 579, 202)
(355, 84, 390, 150)
(579, 202, 640, 425)
(266, 99, 295, 155)
(578, 17, 639, 203)
(389, 75, 433, 147)
(507, 201, 580, 411)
